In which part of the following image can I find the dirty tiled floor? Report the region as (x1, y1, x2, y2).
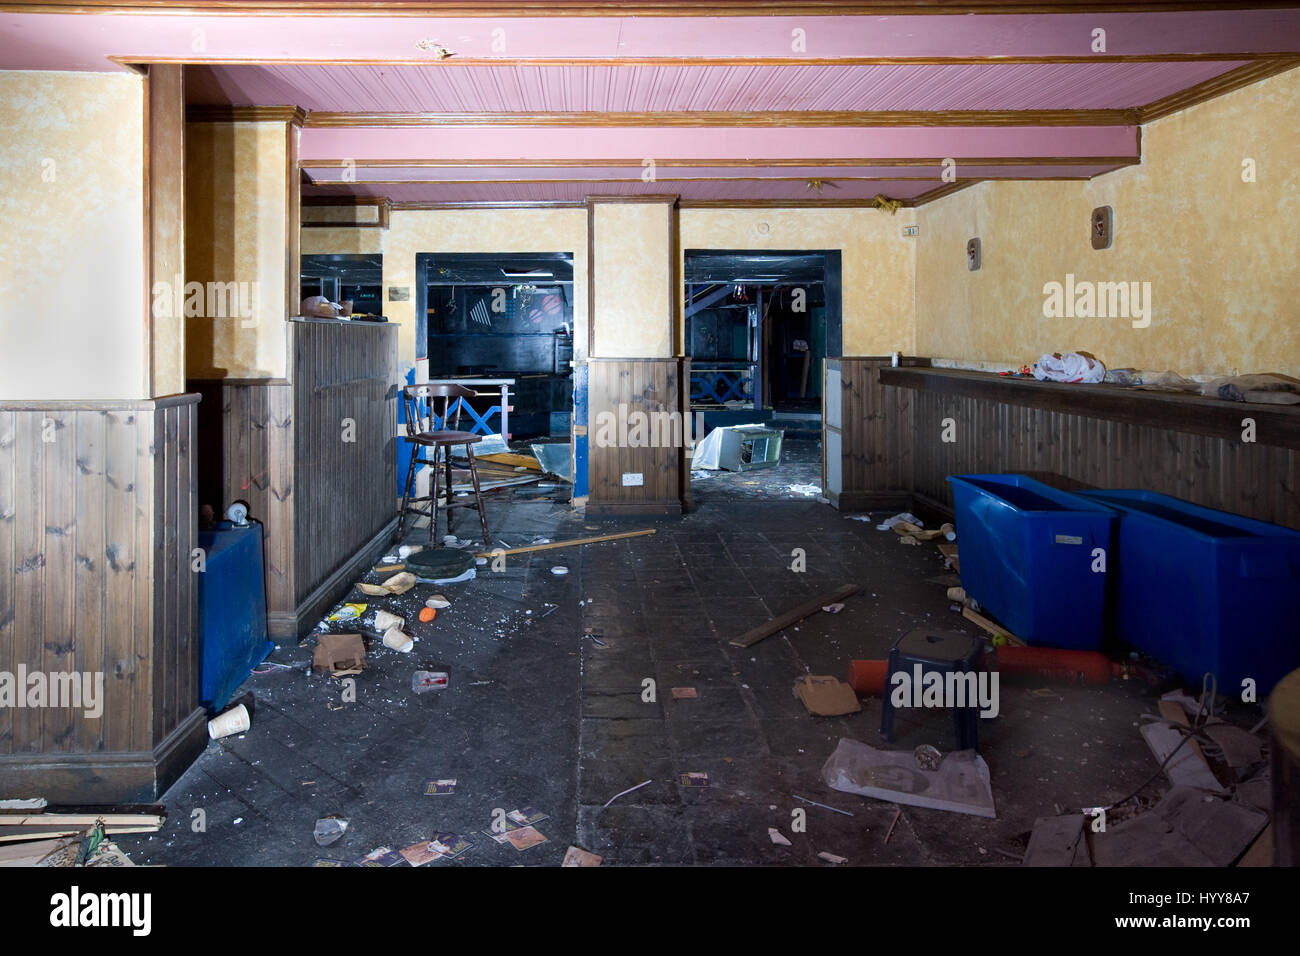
(120, 489, 1176, 867)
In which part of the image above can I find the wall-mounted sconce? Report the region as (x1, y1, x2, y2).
(966, 237, 981, 271)
(1091, 205, 1113, 250)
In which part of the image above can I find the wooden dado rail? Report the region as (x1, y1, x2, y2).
(192, 318, 399, 638)
(0, 394, 207, 803)
(850, 364, 1300, 530)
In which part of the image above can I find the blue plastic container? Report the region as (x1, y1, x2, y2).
(197, 521, 273, 711)
(1081, 490, 1300, 694)
(948, 474, 1117, 649)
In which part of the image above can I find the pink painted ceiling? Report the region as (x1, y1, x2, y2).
(2, 3, 1294, 205)
(187, 60, 1245, 112)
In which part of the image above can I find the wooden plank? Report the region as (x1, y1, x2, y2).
(1023, 814, 1087, 867)
(475, 528, 656, 557)
(12, 413, 45, 755)
(42, 409, 77, 752)
(730, 583, 863, 648)
(0, 411, 16, 755)
(103, 410, 138, 753)
(73, 411, 106, 754)
(0, 812, 163, 828)
(961, 606, 1023, 645)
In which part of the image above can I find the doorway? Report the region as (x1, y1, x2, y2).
(683, 250, 842, 503)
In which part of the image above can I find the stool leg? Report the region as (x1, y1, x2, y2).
(429, 445, 441, 544)
(880, 648, 899, 743)
(465, 445, 490, 545)
(397, 443, 418, 540)
(444, 443, 455, 538)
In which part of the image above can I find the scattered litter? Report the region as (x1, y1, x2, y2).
(551, 565, 569, 576)
(913, 744, 943, 772)
(508, 807, 550, 827)
(397, 544, 423, 559)
(399, 840, 443, 867)
(357, 571, 417, 596)
(562, 846, 604, 867)
(505, 826, 548, 851)
(412, 670, 449, 693)
(821, 602, 844, 614)
(788, 483, 822, 496)
(312, 816, 349, 847)
(426, 595, 451, 609)
(884, 807, 903, 844)
(313, 633, 366, 676)
(584, 630, 606, 647)
(326, 603, 367, 622)
(208, 703, 251, 739)
(822, 738, 996, 818)
(876, 512, 922, 531)
(792, 794, 854, 817)
(419, 607, 438, 623)
(374, 609, 405, 631)
(817, 851, 848, 865)
(603, 779, 653, 808)
(356, 846, 404, 867)
(679, 772, 710, 787)
(768, 827, 792, 846)
(430, 833, 474, 859)
(382, 627, 415, 653)
(731, 584, 862, 647)
(671, 687, 698, 700)
(793, 675, 862, 717)
(691, 470, 713, 480)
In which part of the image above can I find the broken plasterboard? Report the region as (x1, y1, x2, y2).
(821, 737, 996, 818)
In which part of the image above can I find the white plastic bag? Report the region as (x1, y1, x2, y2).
(1033, 352, 1105, 384)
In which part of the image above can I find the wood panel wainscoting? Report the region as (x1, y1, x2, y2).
(873, 366, 1300, 531)
(191, 318, 399, 639)
(822, 357, 923, 512)
(586, 357, 691, 517)
(0, 395, 207, 803)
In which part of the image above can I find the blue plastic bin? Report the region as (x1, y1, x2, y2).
(1081, 490, 1300, 694)
(197, 521, 273, 711)
(948, 474, 1117, 650)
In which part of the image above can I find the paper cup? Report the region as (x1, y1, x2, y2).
(374, 610, 405, 631)
(208, 703, 250, 740)
(383, 627, 414, 653)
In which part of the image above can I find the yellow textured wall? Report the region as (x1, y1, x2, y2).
(916, 67, 1300, 378)
(678, 207, 918, 357)
(343, 208, 589, 377)
(0, 71, 146, 400)
(590, 201, 674, 358)
(185, 120, 289, 379)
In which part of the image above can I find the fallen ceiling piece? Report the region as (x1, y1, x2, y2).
(730, 584, 862, 648)
(821, 737, 996, 819)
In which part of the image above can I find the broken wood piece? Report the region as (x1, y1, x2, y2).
(0, 812, 164, 829)
(962, 607, 1025, 646)
(884, 807, 903, 844)
(477, 452, 542, 470)
(817, 851, 848, 864)
(730, 584, 863, 648)
(1139, 720, 1227, 794)
(475, 528, 655, 558)
(1157, 699, 1214, 770)
(1237, 823, 1273, 867)
(1022, 814, 1090, 867)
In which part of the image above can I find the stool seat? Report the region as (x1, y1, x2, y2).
(880, 628, 985, 752)
(409, 430, 483, 447)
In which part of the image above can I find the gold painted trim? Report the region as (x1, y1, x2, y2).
(302, 109, 1140, 128)
(187, 104, 307, 124)
(1137, 57, 1300, 122)
(298, 156, 1139, 169)
(303, 175, 1093, 186)
(14, 2, 1300, 17)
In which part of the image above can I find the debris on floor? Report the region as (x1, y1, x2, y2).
(357, 571, 418, 596)
(424, 779, 456, 795)
(313, 816, 349, 846)
(1090, 786, 1268, 867)
(207, 702, 251, 739)
(793, 674, 862, 716)
(562, 845, 603, 867)
(768, 827, 792, 846)
(730, 583, 863, 647)
(312, 633, 366, 676)
(822, 737, 997, 818)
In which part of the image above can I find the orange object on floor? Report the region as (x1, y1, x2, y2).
(847, 646, 1120, 695)
(419, 606, 437, 623)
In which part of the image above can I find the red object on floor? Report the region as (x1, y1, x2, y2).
(847, 646, 1120, 694)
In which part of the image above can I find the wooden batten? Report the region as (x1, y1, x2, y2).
(0, 395, 206, 804)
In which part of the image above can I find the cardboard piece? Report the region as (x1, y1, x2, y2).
(356, 571, 417, 596)
(1091, 786, 1267, 867)
(822, 737, 996, 818)
(794, 675, 862, 716)
(313, 633, 366, 676)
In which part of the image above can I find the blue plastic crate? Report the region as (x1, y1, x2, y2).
(197, 521, 273, 711)
(1082, 490, 1300, 695)
(948, 474, 1117, 650)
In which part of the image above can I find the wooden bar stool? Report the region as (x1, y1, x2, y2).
(397, 383, 492, 544)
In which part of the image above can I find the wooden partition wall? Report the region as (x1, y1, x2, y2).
(0, 395, 206, 802)
(586, 357, 691, 516)
(192, 318, 398, 637)
(823, 362, 1300, 531)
